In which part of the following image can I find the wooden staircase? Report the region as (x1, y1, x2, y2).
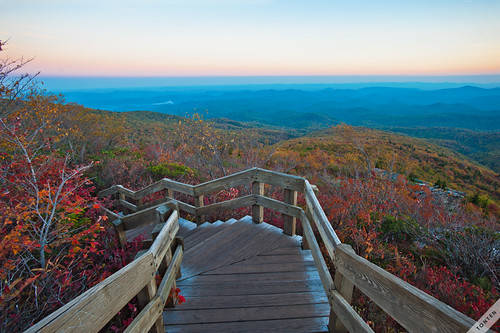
(27, 168, 477, 333)
(164, 216, 329, 332)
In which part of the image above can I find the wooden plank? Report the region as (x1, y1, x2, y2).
(179, 270, 321, 284)
(203, 262, 317, 275)
(100, 206, 121, 220)
(251, 181, 264, 223)
(178, 218, 197, 238)
(134, 180, 167, 200)
(164, 316, 330, 333)
(170, 291, 328, 310)
(181, 221, 303, 279)
(331, 245, 355, 333)
(120, 202, 168, 230)
(150, 210, 179, 268)
(283, 189, 298, 235)
(127, 245, 183, 333)
(125, 296, 163, 333)
(126, 223, 156, 242)
(304, 180, 341, 261)
(162, 178, 195, 196)
(177, 201, 197, 215)
(329, 290, 374, 333)
(26, 253, 155, 332)
(117, 184, 136, 199)
(112, 219, 127, 248)
(335, 244, 476, 333)
(194, 194, 204, 225)
(194, 168, 255, 195)
(181, 222, 262, 279)
(183, 225, 225, 249)
(254, 168, 305, 192)
(158, 245, 184, 302)
(164, 303, 330, 325)
(300, 213, 335, 298)
(195, 195, 256, 216)
(262, 246, 303, 255)
(135, 278, 163, 333)
(98, 184, 118, 197)
(238, 254, 313, 264)
(211, 222, 291, 261)
(255, 195, 302, 218)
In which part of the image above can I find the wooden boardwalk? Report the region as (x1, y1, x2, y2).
(29, 169, 476, 333)
(163, 216, 330, 333)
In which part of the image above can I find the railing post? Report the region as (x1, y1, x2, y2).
(252, 181, 264, 223)
(136, 278, 163, 333)
(167, 188, 174, 199)
(283, 189, 297, 235)
(329, 244, 355, 333)
(112, 219, 127, 248)
(137, 197, 144, 209)
(195, 194, 204, 225)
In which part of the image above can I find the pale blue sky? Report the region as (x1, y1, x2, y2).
(2, 0, 500, 76)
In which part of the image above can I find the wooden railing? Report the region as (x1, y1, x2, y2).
(26, 201, 183, 333)
(99, 168, 477, 333)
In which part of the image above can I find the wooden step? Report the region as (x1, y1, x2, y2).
(164, 316, 329, 333)
(164, 302, 329, 325)
(177, 218, 197, 238)
(178, 270, 321, 284)
(169, 290, 327, 310)
(176, 279, 324, 297)
(183, 224, 229, 250)
(164, 218, 329, 333)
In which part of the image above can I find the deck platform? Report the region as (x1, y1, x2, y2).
(163, 216, 330, 333)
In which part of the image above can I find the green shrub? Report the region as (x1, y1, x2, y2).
(147, 162, 197, 180)
(379, 215, 419, 242)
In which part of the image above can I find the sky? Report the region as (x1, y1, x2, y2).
(2, 0, 500, 78)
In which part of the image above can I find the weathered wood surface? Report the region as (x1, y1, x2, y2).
(254, 167, 305, 192)
(251, 181, 264, 223)
(164, 317, 330, 333)
(126, 244, 184, 333)
(335, 244, 476, 333)
(283, 188, 298, 235)
(38, 169, 479, 333)
(195, 194, 256, 216)
(26, 252, 156, 333)
(304, 180, 341, 260)
(255, 195, 302, 217)
(330, 290, 374, 333)
(180, 217, 302, 279)
(331, 245, 356, 333)
(195, 168, 254, 195)
(165, 215, 329, 332)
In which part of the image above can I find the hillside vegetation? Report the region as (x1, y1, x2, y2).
(275, 125, 500, 203)
(387, 127, 500, 173)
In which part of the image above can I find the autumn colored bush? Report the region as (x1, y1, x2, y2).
(314, 174, 498, 331)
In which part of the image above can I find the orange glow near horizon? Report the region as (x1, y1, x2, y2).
(3, 0, 500, 78)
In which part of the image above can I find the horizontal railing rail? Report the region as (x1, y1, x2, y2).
(98, 168, 476, 332)
(26, 201, 183, 333)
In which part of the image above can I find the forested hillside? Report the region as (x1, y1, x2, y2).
(387, 127, 500, 173)
(276, 125, 500, 203)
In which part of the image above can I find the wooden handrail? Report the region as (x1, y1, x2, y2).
(26, 202, 181, 333)
(335, 244, 475, 332)
(125, 242, 184, 333)
(97, 168, 476, 333)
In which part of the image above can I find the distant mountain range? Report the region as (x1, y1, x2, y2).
(60, 85, 500, 131)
